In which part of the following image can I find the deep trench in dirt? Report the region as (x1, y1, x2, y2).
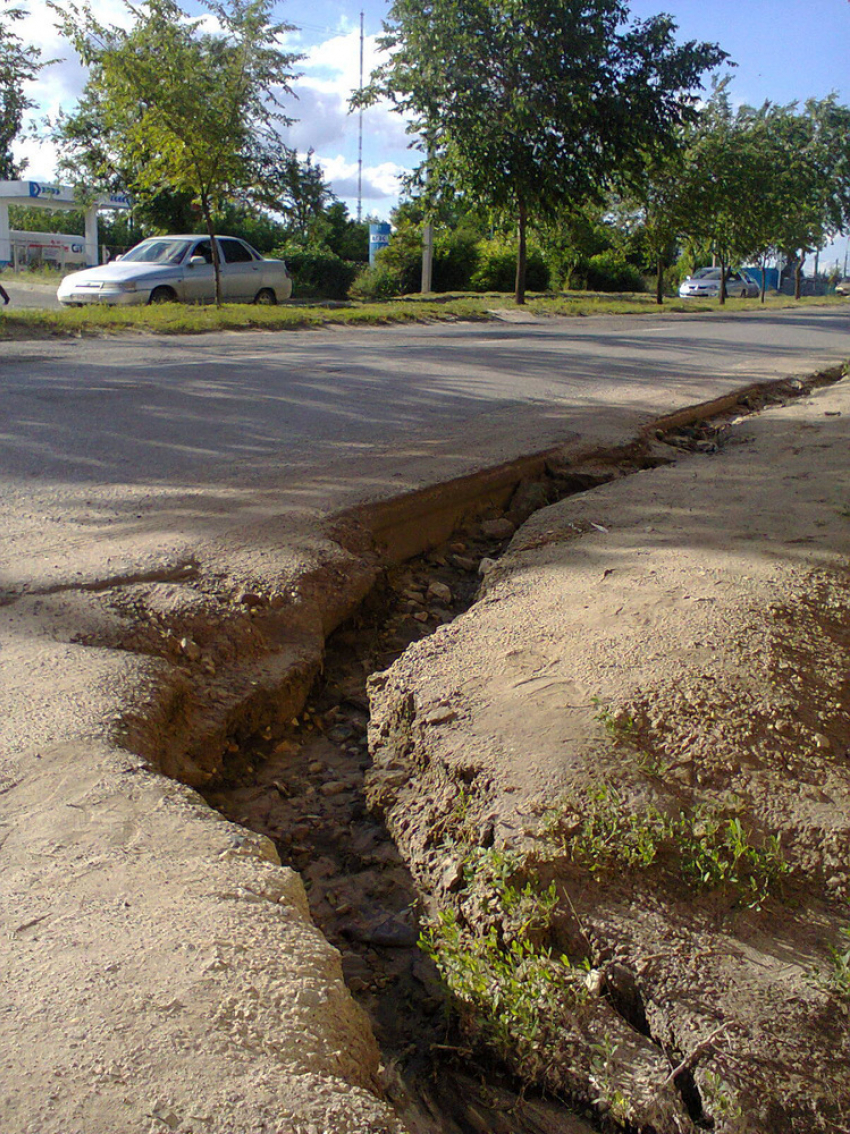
(197, 373, 840, 1134)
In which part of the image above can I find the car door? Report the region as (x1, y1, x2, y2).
(182, 238, 216, 303)
(218, 238, 262, 302)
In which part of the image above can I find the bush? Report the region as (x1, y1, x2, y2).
(271, 248, 359, 300)
(582, 251, 645, 293)
(470, 240, 550, 292)
(348, 260, 410, 301)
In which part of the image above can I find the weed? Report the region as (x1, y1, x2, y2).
(591, 697, 671, 776)
(588, 1036, 631, 1124)
(813, 924, 850, 996)
(421, 845, 586, 1081)
(591, 696, 636, 741)
(542, 787, 788, 907)
(700, 1069, 745, 1131)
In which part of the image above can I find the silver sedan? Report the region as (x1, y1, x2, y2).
(57, 235, 292, 306)
(679, 267, 759, 299)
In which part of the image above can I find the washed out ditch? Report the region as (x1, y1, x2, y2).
(127, 370, 845, 1134)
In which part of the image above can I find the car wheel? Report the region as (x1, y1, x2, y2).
(254, 288, 277, 306)
(148, 286, 176, 304)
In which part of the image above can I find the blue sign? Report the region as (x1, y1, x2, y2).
(369, 222, 392, 266)
(29, 181, 63, 200)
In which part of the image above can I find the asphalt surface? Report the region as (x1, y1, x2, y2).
(1, 305, 848, 595)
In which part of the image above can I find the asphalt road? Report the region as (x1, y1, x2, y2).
(1, 305, 848, 593)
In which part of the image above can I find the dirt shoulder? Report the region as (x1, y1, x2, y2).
(367, 377, 850, 1133)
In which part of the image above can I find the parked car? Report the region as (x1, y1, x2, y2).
(678, 267, 759, 299)
(57, 235, 292, 307)
(834, 278, 850, 296)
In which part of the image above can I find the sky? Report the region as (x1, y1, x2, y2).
(12, 0, 850, 269)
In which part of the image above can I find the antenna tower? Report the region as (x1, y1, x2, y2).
(357, 10, 364, 224)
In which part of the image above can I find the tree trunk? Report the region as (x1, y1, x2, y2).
(795, 253, 803, 300)
(719, 257, 727, 305)
(655, 256, 663, 305)
(759, 254, 767, 305)
(201, 195, 222, 306)
(514, 198, 527, 306)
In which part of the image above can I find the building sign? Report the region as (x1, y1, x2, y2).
(29, 181, 74, 204)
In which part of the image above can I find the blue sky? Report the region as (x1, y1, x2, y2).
(16, 0, 850, 268)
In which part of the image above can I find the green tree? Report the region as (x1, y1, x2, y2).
(359, 0, 726, 304)
(252, 145, 333, 245)
(51, 0, 301, 303)
(0, 2, 44, 177)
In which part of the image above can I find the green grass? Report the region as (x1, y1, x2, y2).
(543, 785, 789, 909)
(0, 286, 845, 340)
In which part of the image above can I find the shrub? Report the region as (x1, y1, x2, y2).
(582, 250, 645, 292)
(471, 239, 550, 292)
(270, 248, 359, 300)
(348, 260, 410, 301)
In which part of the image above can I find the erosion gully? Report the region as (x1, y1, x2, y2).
(198, 374, 839, 1134)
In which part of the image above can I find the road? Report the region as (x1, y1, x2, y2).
(1, 305, 848, 594)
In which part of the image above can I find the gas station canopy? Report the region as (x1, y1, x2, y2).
(0, 179, 131, 267)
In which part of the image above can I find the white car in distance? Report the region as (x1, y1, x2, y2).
(678, 267, 759, 299)
(57, 235, 292, 307)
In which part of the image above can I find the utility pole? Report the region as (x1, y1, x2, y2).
(357, 10, 364, 225)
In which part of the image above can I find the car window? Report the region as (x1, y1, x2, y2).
(190, 240, 214, 264)
(729, 272, 742, 281)
(220, 239, 256, 264)
(122, 239, 192, 264)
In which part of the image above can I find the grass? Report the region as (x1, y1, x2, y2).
(543, 785, 789, 909)
(0, 284, 845, 340)
(420, 844, 587, 1083)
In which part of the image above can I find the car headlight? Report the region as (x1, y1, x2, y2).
(117, 281, 137, 292)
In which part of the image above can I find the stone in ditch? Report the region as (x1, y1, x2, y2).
(320, 780, 347, 797)
(480, 518, 516, 540)
(427, 580, 453, 603)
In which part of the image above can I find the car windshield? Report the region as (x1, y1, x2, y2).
(121, 239, 193, 264)
(692, 268, 721, 280)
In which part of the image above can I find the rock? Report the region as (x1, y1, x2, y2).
(427, 580, 453, 604)
(478, 557, 498, 575)
(507, 480, 551, 524)
(179, 637, 201, 661)
(451, 555, 477, 571)
(480, 517, 516, 540)
(440, 857, 465, 892)
(238, 590, 265, 607)
(424, 706, 457, 725)
(320, 780, 347, 797)
(343, 915, 419, 949)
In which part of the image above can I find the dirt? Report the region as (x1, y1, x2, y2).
(365, 376, 850, 1132)
(2, 356, 849, 1134)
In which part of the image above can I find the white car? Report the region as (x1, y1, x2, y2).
(678, 267, 759, 299)
(57, 235, 292, 306)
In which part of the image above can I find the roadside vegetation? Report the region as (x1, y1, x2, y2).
(0, 287, 843, 340)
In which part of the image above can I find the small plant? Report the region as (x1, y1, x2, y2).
(421, 845, 587, 1081)
(700, 1069, 745, 1130)
(676, 812, 789, 909)
(544, 785, 671, 874)
(591, 696, 636, 741)
(814, 924, 850, 996)
(542, 787, 788, 907)
(589, 1036, 631, 1124)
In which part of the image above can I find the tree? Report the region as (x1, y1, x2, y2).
(0, 2, 44, 178)
(359, 0, 726, 304)
(51, 0, 301, 303)
(252, 144, 334, 245)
